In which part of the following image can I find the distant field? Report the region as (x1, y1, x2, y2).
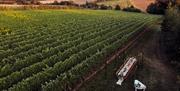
(0, 10, 160, 91)
(97, 0, 132, 8)
(97, 0, 155, 11)
(0, 5, 78, 10)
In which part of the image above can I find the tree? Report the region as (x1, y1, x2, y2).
(115, 5, 121, 10)
(100, 4, 108, 10)
(122, 5, 141, 13)
(146, 3, 165, 14)
(146, 0, 177, 14)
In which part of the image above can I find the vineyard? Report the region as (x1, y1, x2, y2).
(0, 10, 160, 91)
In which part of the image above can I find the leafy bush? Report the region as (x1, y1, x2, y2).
(122, 6, 141, 13)
(80, 3, 112, 10)
(52, 1, 75, 6)
(81, 2, 99, 9)
(100, 4, 109, 10)
(115, 5, 121, 10)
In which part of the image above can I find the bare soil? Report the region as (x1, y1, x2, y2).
(79, 25, 179, 91)
(129, 25, 178, 91)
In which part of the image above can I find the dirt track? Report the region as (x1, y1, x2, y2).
(79, 25, 178, 91)
(129, 25, 178, 91)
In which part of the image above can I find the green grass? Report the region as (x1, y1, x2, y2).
(0, 9, 160, 91)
